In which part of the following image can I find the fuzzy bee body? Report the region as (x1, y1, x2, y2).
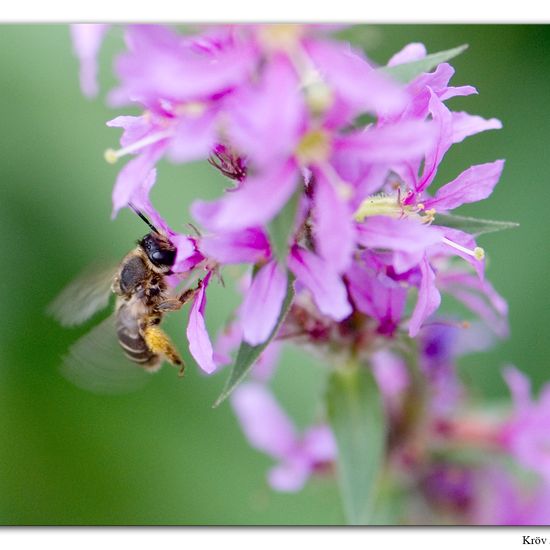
(112, 241, 182, 371)
(48, 227, 198, 392)
(115, 299, 160, 368)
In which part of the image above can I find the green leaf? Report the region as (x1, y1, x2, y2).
(213, 274, 295, 408)
(434, 213, 519, 236)
(267, 189, 300, 263)
(379, 44, 468, 84)
(326, 364, 386, 525)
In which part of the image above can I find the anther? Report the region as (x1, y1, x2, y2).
(442, 237, 485, 261)
(103, 130, 173, 164)
(175, 101, 207, 117)
(295, 129, 331, 165)
(474, 247, 485, 261)
(104, 148, 119, 164)
(304, 81, 334, 115)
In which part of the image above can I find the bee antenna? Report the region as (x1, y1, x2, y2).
(128, 202, 159, 234)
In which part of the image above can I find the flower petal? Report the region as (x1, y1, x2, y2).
(111, 25, 255, 105)
(409, 257, 441, 337)
(268, 459, 311, 492)
(200, 227, 271, 265)
(313, 171, 354, 273)
(440, 271, 509, 338)
(306, 39, 407, 116)
(171, 234, 202, 273)
(346, 258, 407, 335)
(301, 425, 337, 463)
(230, 382, 298, 459)
(186, 272, 216, 373)
(166, 109, 218, 164)
(371, 350, 409, 400)
(503, 366, 532, 412)
(227, 55, 305, 169)
(191, 161, 298, 232)
(70, 24, 109, 97)
(288, 246, 352, 321)
(414, 91, 453, 194)
(451, 112, 502, 144)
(111, 144, 166, 217)
(357, 216, 443, 255)
(387, 42, 427, 66)
(335, 119, 436, 165)
(241, 262, 287, 346)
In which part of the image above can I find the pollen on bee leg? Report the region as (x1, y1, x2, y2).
(442, 236, 485, 261)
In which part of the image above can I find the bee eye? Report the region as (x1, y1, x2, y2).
(151, 249, 175, 267)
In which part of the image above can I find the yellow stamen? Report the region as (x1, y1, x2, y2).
(258, 24, 304, 52)
(474, 247, 485, 261)
(354, 193, 436, 224)
(354, 195, 403, 221)
(442, 237, 485, 261)
(104, 148, 119, 164)
(422, 208, 436, 224)
(175, 101, 207, 117)
(103, 130, 173, 164)
(304, 80, 334, 115)
(295, 129, 331, 165)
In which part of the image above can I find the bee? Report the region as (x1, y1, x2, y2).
(48, 206, 199, 393)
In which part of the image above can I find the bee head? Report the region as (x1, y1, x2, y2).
(139, 232, 176, 272)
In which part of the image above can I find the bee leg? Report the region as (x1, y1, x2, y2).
(141, 324, 185, 374)
(156, 280, 203, 312)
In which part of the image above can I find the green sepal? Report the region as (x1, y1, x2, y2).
(379, 44, 468, 84)
(434, 212, 519, 236)
(213, 274, 295, 408)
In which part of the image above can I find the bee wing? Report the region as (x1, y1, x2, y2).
(47, 263, 118, 327)
(60, 314, 151, 394)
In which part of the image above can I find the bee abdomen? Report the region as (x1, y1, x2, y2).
(117, 328, 157, 364)
(115, 302, 158, 367)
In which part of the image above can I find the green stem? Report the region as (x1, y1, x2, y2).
(326, 358, 386, 525)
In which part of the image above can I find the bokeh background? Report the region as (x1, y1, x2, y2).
(1, 24, 549, 525)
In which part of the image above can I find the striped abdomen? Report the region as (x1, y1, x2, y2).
(115, 301, 158, 368)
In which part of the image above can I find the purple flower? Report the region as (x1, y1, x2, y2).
(231, 382, 336, 491)
(241, 261, 288, 346)
(470, 467, 550, 525)
(420, 462, 475, 515)
(186, 272, 216, 374)
(500, 367, 550, 482)
(70, 24, 109, 98)
(417, 321, 495, 414)
(288, 245, 352, 321)
(109, 25, 255, 108)
(438, 268, 509, 338)
(422, 160, 505, 212)
(345, 251, 407, 337)
(191, 36, 436, 282)
(371, 350, 409, 413)
(106, 110, 217, 218)
(199, 227, 270, 265)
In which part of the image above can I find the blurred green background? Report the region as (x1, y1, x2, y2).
(1, 25, 549, 525)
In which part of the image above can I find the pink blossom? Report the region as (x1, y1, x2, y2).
(186, 272, 216, 374)
(231, 382, 336, 492)
(500, 367, 550, 482)
(70, 24, 109, 98)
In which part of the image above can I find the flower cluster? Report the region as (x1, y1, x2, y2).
(70, 24, 531, 525)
